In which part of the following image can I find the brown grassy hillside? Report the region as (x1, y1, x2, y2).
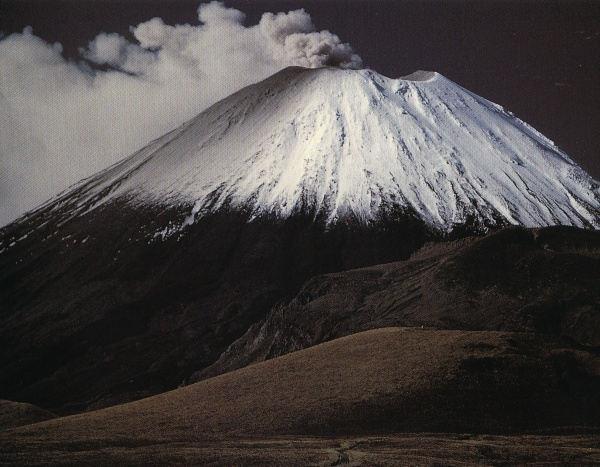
(0, 400, 55, 431)
(1, 327, 598, 464)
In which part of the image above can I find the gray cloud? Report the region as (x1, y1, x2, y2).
(0, 2, 362, 226)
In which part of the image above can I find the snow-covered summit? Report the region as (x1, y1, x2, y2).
(43, 66, 600, 231)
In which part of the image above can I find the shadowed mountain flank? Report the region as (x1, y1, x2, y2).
(196, 226, 600, 380)
(0, 202, 432, 413)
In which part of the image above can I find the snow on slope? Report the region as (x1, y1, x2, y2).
(33, 66, 600, 231)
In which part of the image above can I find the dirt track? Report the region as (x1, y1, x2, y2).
(2, 434, 600, 465)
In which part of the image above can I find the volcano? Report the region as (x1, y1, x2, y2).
(17, 66, 599, 233)
(1, 66, 599, 414)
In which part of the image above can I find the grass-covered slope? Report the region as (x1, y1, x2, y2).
(1, 327, 599, 464)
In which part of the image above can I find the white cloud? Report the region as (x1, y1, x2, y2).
(0, 2, 362, 226)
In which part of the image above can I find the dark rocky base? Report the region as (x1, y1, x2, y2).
(196, 226, 600, 381)
(0, 200, 437, 413)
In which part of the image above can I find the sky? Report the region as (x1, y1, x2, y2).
(0, 0, 599, 226)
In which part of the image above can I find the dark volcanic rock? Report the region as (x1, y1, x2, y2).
(0, 200, 433, 413)
(196, 226, 600, 381)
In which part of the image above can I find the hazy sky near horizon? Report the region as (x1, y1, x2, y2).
(0, 0, 599, 225)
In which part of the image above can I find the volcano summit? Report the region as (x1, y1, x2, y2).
(23, 66, 599, 236)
